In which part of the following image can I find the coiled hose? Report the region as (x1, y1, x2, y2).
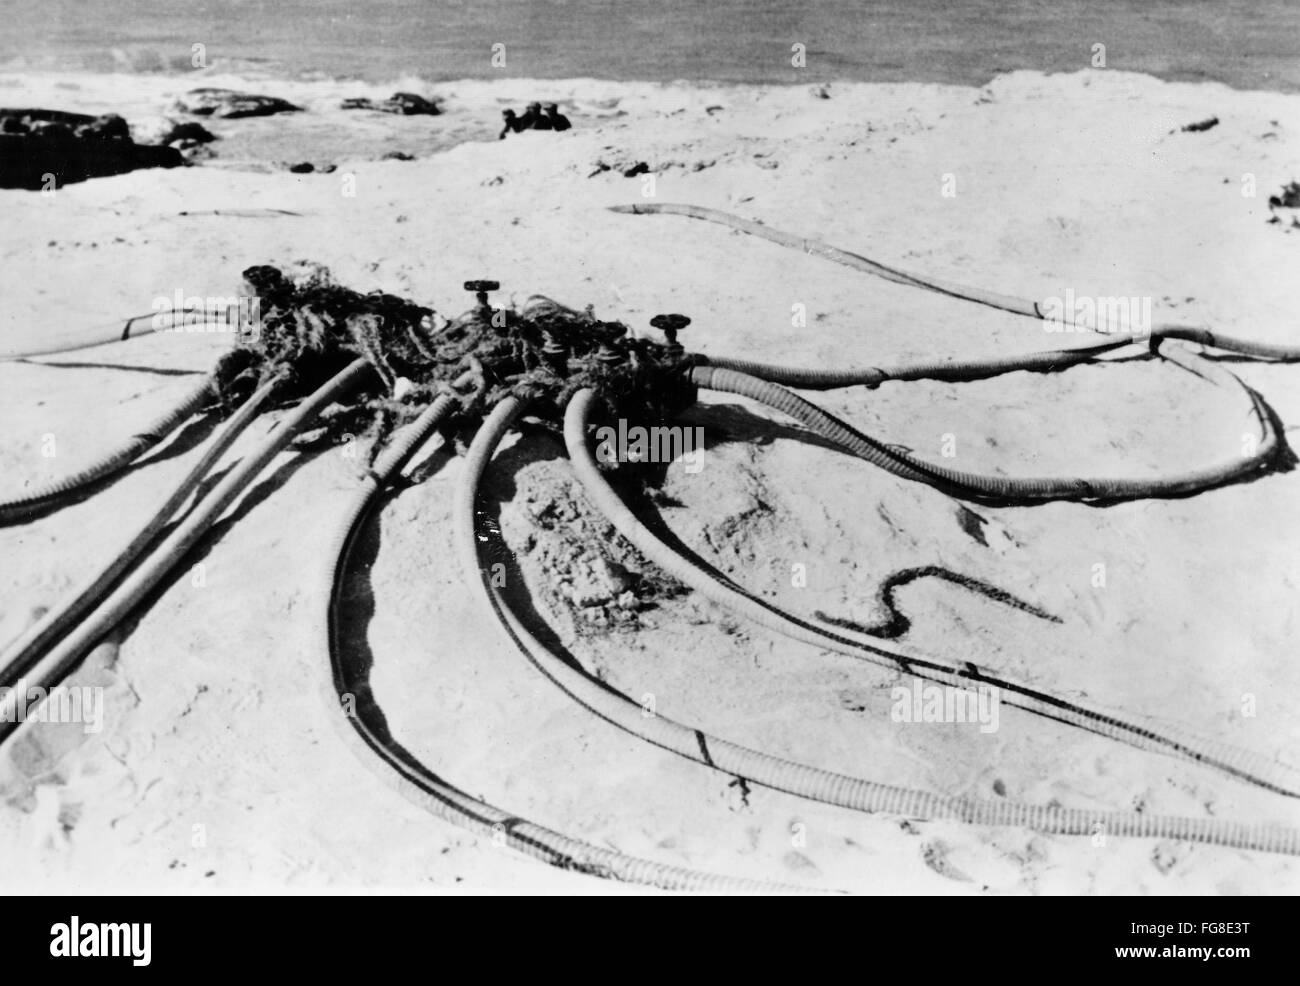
(688, 356, 1277, 502)
(469, 395, 1300, 857)
(0, 372, 285, 686)
(0, 359, 373, 744)
(563, 387, 1300, 802)
(0, 372, 219, 523)
(319, 394, 798, 892)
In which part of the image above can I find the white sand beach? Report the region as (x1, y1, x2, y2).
(1, 67, 1298, 893)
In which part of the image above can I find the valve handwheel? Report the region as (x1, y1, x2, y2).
(464, 280, 500, 311)
(650, 313, 690, 354)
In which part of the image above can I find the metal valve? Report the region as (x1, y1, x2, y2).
(594, 321, 626, 365)
(463, 279, 500, 314)
(650, 313, 690, 356)
(540, 327, 567, 371)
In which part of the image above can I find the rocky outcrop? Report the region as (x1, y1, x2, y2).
(341, 92, 442, 116)
(0, 109, 182, 190)
(171, 88, 302, 119)
(161, 121, 217, 145)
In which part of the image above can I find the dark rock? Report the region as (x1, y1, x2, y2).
(388, 92, 441, 116)
(163, 121, 217, 145)
(1268, 180, 1300, 210)
(287, 161, 315, 173)
(173, 139, 214, 161)
(0, 107, 182, 190)
(622, 161, 650, 178)
(28, 121, 77, 142)
(341, 92, 441, 116)
(0, 108, 97, 132)
(77, 114, 130, 140)
(382, 151, 415, 161)
(172, 88, 302, 119)
(1180, 116, 1219, 133)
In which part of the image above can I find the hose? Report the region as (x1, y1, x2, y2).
(0, 309, 231, 362)
(319, 394, 798, 892)
(609, 202, 1049, 320)
(697, 331, 1300, 391)
(0, 372, 285, 685)
(694, 338, 1134, 390)
(563, 387, 1300, 801)
(611, 203, 1300, 359)
(613, 202, 1286, 500)
(0, 359, 374, 744)
(687, 357, 1277, 502)
(0, 372, 219, 523)
(468, 393, 1300, 858)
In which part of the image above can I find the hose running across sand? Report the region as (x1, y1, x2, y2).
(0, 372, 219, 523)
(0, 360, 373, 743)
(689, 355, 1277, 501)
(610, 202, 1300, 359)
(0, 373, 285, 686)
(563, 388, 1300, 803)
(609, 202, 1288, 503)
(458, 393, 1300, 857)
(319, 394, 800, 892)
(0, 309, 235, 362)
(609, 202, 1042, 318)
(695, 337, 1135, 389)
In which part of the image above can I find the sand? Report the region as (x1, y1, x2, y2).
(1, 67, 1298, 894)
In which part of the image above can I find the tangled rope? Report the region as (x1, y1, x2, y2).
(228, 263, 697, 433)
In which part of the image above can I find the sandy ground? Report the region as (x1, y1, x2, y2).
(1, 67, 1298, 894)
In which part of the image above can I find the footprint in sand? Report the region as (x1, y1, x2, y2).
(920, 838, 974, 882)
(1, 620, 140, 847)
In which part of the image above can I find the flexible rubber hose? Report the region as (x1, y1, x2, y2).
(694, 338, 1134, 389)
(0, 373, 285, 685)
(0, 360, 374, 744)
(611, 203, 1300, 357)
(1144, 325, 1300, 361)
(468, 394, 1300, 859)
(688, 358, 1277, 502)
(563, 387, 1300, 801)
(0, 309, 229, 362)
(610, 202, 1055, 318)
(698, 332, 1300, 391)
(615, 202, 1284, 499)
(319, 395, 797, 892)
(0, 372, 219, 523)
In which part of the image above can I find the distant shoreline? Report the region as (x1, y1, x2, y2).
(3, 57, 1299, 98)
(2, 65, 1283, 179)
(1, 65, 1289, 182)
